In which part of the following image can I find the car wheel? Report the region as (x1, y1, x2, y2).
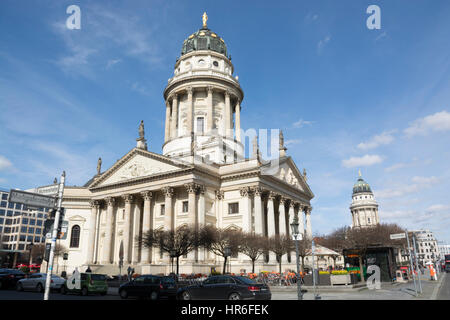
(120, 289, 128, 299)
(180, 291, 191, 300)
(16, 283, 23, 292)
(228, 292, 241, 300)
(60, 286, 67, 295)
(150, 291, 159, 300)
(81, 287, 88, 296)
(36, 283, 44, 293)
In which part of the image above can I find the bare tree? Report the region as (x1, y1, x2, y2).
(53, 243, 68, 274)
(140, 224, 200, 275)
(344, 223, 406, 283)
(268, 235, 293, 275)
(296, 239, 311, 273)
(30, 243, 46, 263)
(200, 225, 242, 274)
(239, 232, 268, 273)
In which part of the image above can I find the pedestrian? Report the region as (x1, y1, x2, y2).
(85, 266, 92, 273)
(127, 266, 133, 281)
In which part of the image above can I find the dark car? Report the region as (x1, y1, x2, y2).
(119, 275, 177, 300)
(0, 269, 26, 290)
(177, 275, 271, 300)
(445, 263, 450, 273)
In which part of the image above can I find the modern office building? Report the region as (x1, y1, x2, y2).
(410, 229, 440, 265)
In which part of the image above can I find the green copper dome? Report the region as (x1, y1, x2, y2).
(181, 27, 228, 57)
(353, 176, 372, 194)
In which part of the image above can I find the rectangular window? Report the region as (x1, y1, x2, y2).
(27, 236, 33, 242)
(0, 226, 2, 233)
(8, 202, 14, 209)
(5, 219, 12, 225)
(1, 194, 7, 200)
(21, 226, 27, 233)
(29, 219, 36, 225)
(4, 227, 11, 233)
(182, 201, 188, 213)
(22, 218, 28, 224)
(7, 210, 13, 216)
(34, 236, 40, 243)
(15, 203, 21, 210)
(18, 244, 25, 250)
(0, 218, 4, 224)
(20, 235, 26, 242)
(35, 228, 41, 234)
(0, 201, 6, 208)
(160, 204, 165, 216)
(28, 227, 34, 234)
(196, 117, 204, 134)
(228, 202, 239, 214)
(36, 220, 42, 226)
(0, 209, 4, 215)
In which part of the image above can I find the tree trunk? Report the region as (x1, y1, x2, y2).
(223, 256, 227, 274)
(359, 255, 365, 283)
(252, 259, 255, 274)
(176, 256, 180, 276)
(300, 256, 305, 273)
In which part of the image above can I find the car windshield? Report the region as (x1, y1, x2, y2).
(235, 276, 257, 285)
(91, 274, 107, 281)
(163, 277, 175, 284)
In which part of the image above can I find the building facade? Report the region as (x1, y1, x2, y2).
(411, 229, 440, 265)
(350, 171, 379, 228)
(0, 188, 48, 266)
(39, 15, 314, 276)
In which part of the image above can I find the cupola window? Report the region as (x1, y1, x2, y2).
(196, 117, 205, 134)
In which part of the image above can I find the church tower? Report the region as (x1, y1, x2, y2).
(350, 170, 379, 228)
(162, 13, 244, 164)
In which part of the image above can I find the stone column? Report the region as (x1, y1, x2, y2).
(87, 200, 100, 264)
(131, 199, 142, 264)
(164, 100, 171, 142)
(93, 205, 102, 264)
(240, 187, 252, 232)
(299, 205, 305, 238)
(101, 197, 115, 264)
(305, 206, 312, 240)
(224, 90, 231, 137)
(198, 185, 206, 262)
(185, 183, 198, 227)
(162, 187, 174, 230)
(252, 187, 264, 236)
(207, 86, 213, 133)
(170, 93, 178, 139)
(187, 87, 194, 134)
(122, 194, 133, 263)
(288, 201, 295, 232)
(267, 192, 276, 237)
(140, 191, 152, 264)
(235, 100, 241, 142)
(278, 197, 287, 236)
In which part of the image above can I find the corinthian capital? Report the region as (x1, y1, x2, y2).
(239, 186, 251, 197)
(162, 187, 174, 198)
(187, 86, 193, 96)
(140, 191, 153, 201)
(251, 187, 263, 196)
(184, 183, 198, 194)
(121, 194, 134, 204)
(106, 197, 116, 207)
(89, 200, 100, 208)
(215, 190, 224, 200)
(268, 191, 277, 201)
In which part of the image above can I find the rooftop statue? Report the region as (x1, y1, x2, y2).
(202, 12, 208, 28)
(139, 120, 145, 139)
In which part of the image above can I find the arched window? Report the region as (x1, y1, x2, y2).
(70, 225, 80, 248)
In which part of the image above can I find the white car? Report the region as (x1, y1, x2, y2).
(16, 273, 66, 292)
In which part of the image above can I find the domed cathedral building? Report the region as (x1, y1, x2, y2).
(39, 13, 314, 275)
(350, 170, 379, 228)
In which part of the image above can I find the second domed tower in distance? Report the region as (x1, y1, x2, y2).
(350, 170, 380, 228)
(162, 12, 244, 164)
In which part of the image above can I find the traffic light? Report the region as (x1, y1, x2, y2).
(44, 208, 65, 238)
(44, 243, 51, 262)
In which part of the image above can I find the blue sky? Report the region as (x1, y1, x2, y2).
(0, 0, 449, 242)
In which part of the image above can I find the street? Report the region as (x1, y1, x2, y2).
(437, 272, 450, 300)
(0, 274, 448, 300)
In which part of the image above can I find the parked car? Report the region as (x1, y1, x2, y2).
(0, 269, 26, 290)
(16, 273, 65, 292)
(61, 273, 108, 296)
(445, 263, 450, 273)
(177, 275, 271, 300)
(119, 275, 177, 300)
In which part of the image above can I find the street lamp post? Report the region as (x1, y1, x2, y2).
(290, 215, 303, 300)
(28, 242, 34, 267)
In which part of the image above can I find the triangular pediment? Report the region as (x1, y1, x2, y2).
(262, 156, 314, 197)
(89, 148, 188, 188)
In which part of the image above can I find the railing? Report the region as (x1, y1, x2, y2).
(168, 69, 239, 85)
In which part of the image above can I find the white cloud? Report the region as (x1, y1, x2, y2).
(404, 110, 450, 137)
(384, 162, 407, 172)
(317, 35, 331, 53)
(285, 139, 301, 146)
(341, 154, 383, 168)
(357, 130, 395, 150)
(426, 204, 450, 212)
(106, 59, 122, 69)
(0, 155, 12, 171)
(375, 176, 440, 199)
(293, 119, 314, 128)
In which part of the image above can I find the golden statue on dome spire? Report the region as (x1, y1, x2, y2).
(202, 12, 208, 28)
(358, 169, 362, 177)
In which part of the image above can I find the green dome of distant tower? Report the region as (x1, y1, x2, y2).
(181, 12, 228, 57)
(352, 170, 372, 194)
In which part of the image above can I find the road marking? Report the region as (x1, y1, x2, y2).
(430, 273, 446, 300)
